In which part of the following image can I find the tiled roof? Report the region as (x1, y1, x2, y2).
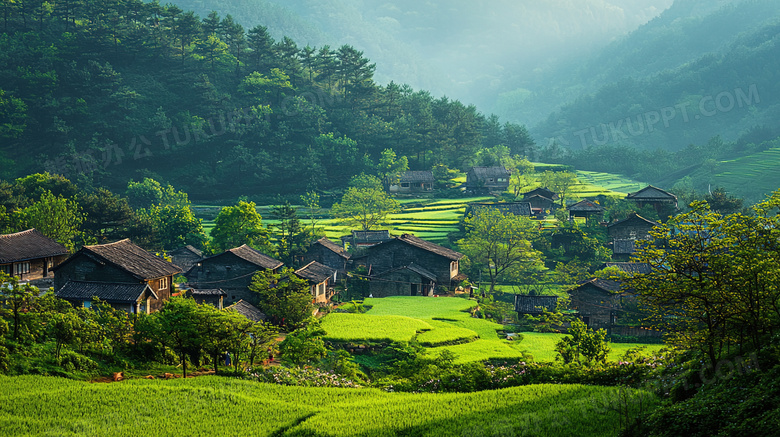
(399, 171, 434, 183)
(571, 278, 623, 294)
(523, 187, 559, 200)
(568, 199, 605, 212)
(226, 245, 283, 270)
(314, 237, 349, 259)
(397, 234, 463, 260)
(227, 300, 266, 322)
(0, 229, 68, 263)
(55, 281, 156, 303)
(295, 261, 336, 283)
(603, 262, 652, 275)
(189, 288, 226, 296)
(608, 213, 659, 229)
(469, 166, 511, 180)
(170, 245, 203, 258)
(626, 185, 678, 201)
(57, 239, 181, 280)
(514, 294, 559, 314)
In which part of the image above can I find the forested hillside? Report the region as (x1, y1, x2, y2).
(0, 0, 535, 200)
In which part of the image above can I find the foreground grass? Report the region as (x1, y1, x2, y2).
(0, 375, 657, 436)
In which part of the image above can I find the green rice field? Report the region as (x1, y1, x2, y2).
(0, 375, 657, 436)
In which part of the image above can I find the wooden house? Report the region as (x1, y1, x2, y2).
(365, 234, 465, 291)
(341, 230, 392, 249)
(514, 294, 559, 315)
(567, 199, 605, 221)
(465, 166, 511, 194)
(607, 213, 659, 260)
(302, 237, 350, 280)
(185, 245, 283, 306)
(55, 281, 158, 314)
(522, 194, 557, 215)
(227, 299, 266, 322)
(168, 245, 203, 274)
(369, 263, 437, 297)
(294, 261, 337, 304)
(523, 187, 559, 202)
(187, 288, 226, 309)
(53, 239, 181, 312)
(625, 185, 678, 213)
(0, 229, 68, 282)
(389, 171, 434, 193)
(567, 278, 625, 330)
(465, 202, 532, 218)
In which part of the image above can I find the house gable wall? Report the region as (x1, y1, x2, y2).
(569, 284, 618, 330)
(367, 240, 454, 285)
(186, 253, 271, 305)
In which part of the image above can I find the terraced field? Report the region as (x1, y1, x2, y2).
(708, 147, 780, 199)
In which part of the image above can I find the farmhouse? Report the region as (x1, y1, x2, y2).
(369, 263, 438, 297)
(365, 234, 465, 291)
(522, 194, 558, 215)
(523, 187, 559, 201)
(0, 229, 69, 283)
(302, 237, 350, 280)
(607, 213, 659, 260)
(168, 245, 203, 273)
(55, 281, 158, 314)
(294, 261, 337, 304)
(227, 299, 266, 322)
(185, 245, 283, 306)
(53, 239, 181, 312)
(567, 199, 605, 221)
(625, 185, 678, 213)
(567, 278, 625, 330)
(514, 294, 559, 315)
(465, 202, 532, 218)
(465, 166, 511, 194)
(341, 230, 392, 249)
(186, 288, 226, 309)
(389, 170, 434, 193)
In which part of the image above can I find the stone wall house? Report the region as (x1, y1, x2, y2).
(389, 171, 434, 193)
(369, 263, 437, 298)
(53, 239, 181, 313)
(185, 245, 283, 306)
(0, 229, 69, 283)
(302, 237, 350, 280)
(365, 234, 465, 291)
(465, 166, 511, 194)
(294, 261, 337, 304)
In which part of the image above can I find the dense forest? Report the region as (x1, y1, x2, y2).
(0, 0, 535, 200)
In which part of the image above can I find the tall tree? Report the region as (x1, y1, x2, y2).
(331, 174, 399, 231)
(249, 267, 313, 330)
(210, 201, 270, 253)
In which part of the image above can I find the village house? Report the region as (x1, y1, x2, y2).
(567, 199, 605, 221)
(465, 166, 511, 194)
(465, 202, 532, 218)
(364, 234, 466, 293)
(389, 170, 434, 193)
(186, 288, 226, 309)
(607, 213, 659, 261)
(523, 187, 559, 202)
(294, 261, 338, 304)
(168, 245, 203, 274)
(227, 299, 266, 322)
(302, 237, 350, 280)
(567, 278, 624, 330)
(522, 194, 558, 215)
(625, 185, 678, 214)
(0, 229, 69, 283)
(53, 239, 181, 313)
(55, 281, 159, 315)
(185, 244, 283, 306)
(369, 263, 438, 297)
(514, 294, 559, 315)
(340, 230, 392, 250)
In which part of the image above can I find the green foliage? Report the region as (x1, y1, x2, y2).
(249, 267, 312, 330)
(210, 201, 270, 253)
(138, 204, 207, 251)
(11, 190, 84, 250)
(278, 320, 327, 366)
(331, 174, 400, 230)
(556, 318, 611, 365)
(269, 201, 308, 265)
(125, 178, 189, 209)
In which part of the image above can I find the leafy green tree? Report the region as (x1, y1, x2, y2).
(210, 201, 270, 253)
(12, 190, 84, 250)
(458, 208, 543, 292)
(377, 148, 409, 187)
(125, 178, 189, 209)
(331, 174, 400, 231)
(539, 171, 578, 207)
(197, 303, 250, 373)
(278, 320, 327, 366)
(0, 89, 27, 138)
(142, 297, 203, 378)
(555, 318, 610, 365)
(249, 267, 312, 330)
(139, 204, 207, 250)
(505, 156, 535, 198)
(270, 201, 308, 266)
(704, 187, 743, 214)
(300, 190, 321, 236)
(0, 271, 38, 341)
(49, 310, 83, 360)
(78, 188, 136, 243)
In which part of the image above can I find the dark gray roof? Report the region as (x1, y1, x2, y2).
(0, 229, 68, 263)
(626, 185, 678, 202)
(570, 278, 623, 294)
(603, 262, 652, 275)
(514, 295, 559, 314)
(523, 187, 559, 200)
(295, 261, 336, 283)
(608, 213, 659, 229)
(373, 263, 438, 282)
(522, 194, 556, 203)
(226, 245, 283, 270)
(55, 281, 157, 303)
(227, 300, 266, 322)
(349, 230, 392, 243)
(189, 288, 226, 296)
(56, 239, 181, 280)
(469, 166, 511, 180)
(467, 202, 532, 217)
(169, 245, 203, 258)
(568, 199, 605, 213)
(396, 234, 463, 260)
(399, 171, 434, 183)
(314, 237, 349, 259)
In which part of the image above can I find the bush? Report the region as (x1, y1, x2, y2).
(247, 366, 363, 388)
(56, 351, 99, 372)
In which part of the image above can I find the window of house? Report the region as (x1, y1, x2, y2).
(401, 182, 410, 188)
(159, 277, 168, 291)
(488, 178, 494, 182)
(14, 262, 30, 275)
(83, 301, 91, 309)
(0, 264, 10, 275)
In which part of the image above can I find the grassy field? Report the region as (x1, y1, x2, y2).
(323, 297, 662, 364)
(0, 375, 657, 436)
(707, 147, 780, 200)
